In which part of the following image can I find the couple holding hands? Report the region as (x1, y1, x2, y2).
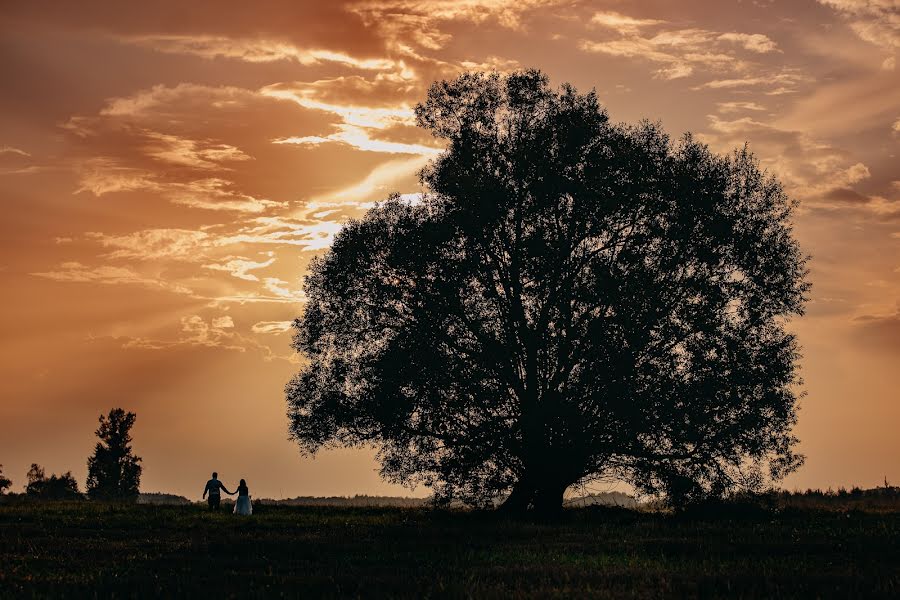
(202, 471, 252, 515)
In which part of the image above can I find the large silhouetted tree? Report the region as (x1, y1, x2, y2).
(286, 70, 808, 512)
(86, 408, 142, 501)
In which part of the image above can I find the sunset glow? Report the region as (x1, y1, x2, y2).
(1, 0, 898, 500)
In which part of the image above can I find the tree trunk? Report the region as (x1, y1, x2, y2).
(498, 478, 534, 513)
(532, 479, 569, 516)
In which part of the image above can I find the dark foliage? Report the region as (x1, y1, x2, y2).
(24, 463, 82, 500)
(86, 408, 142, 501)
(0, 464, 11, 495)
(287, 70, 809, 512)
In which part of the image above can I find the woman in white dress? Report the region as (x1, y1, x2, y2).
(233, 478, 252, 515)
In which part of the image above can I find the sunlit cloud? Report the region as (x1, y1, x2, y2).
(578, 20, 777, 80)
(261, 82, 416, 129)
(75, 158, 157, 195)
(298, 154, 428, 210)
(168, 178, 282, 213)
(717, 101, 767, 113)
(122, 314, 247, 352)
(692, 71, 809, 91)
(251, 321, 294, 334)
(263, 277, 306, 302)
(817, 0, 900, 50)
(87, 229, 211, 260)
(351, 0, 571, 31)
(213, 216, 346, 252)
(274, 126, 441, 155)
(120, 34, 398, 69)
(0, 145, 31, 157)
(142, 131, 252, 170)
(263, 78, 441, 156)
(717, 33, 780, 53)
(76, 162, 283, 213)
(31, 262, 195, 295)
(203, 255, 277, 281)
(97, 83, 258, 118)
(698, 115, 890, 214)
(590, 11, 664, 34)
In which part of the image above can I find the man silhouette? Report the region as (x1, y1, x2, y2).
(202, 471, 233, 510)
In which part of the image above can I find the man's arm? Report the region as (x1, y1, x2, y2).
(202, 481, 209, 499)
(220, 482, 233, 495)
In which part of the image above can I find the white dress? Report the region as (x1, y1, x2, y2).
(234, 493, 252, 515)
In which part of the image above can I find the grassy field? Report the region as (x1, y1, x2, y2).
(1, 501, 898, 598)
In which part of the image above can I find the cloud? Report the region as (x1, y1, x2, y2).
(120, 34, 397, 69)
(203, 255, 277, 281)
(65, 84, 298, 214)
(75, 158, 157, 195)
(0, 146, 31, 157)
(166, 178, 282, 213)
(215, 216, 347, 252)
(263, 277, 306, 301)
(251, 321, 294, 334)
(717, 101, 767, 113)
(31, 262, 195, 295)
(2, 1, 386, 62)
(274, 126, 441, 155)
(142, 131, 252, 169)
(817, 0, 900, 49)
(351, 0, 571, 32)
(579, 19, 778, 80)
(590, 11, 664, 34)
(96, 83, 257, 119)
(697, 115, 894, 215)
(76, 162, 283, 213)
(87, 229, 211, 260)
(298, 154, 428, 210)
(717, 32, 779, 53)
(263, 78, 442, 156)
(692, 71, 809, 91)
(114, 313, 298, 362)
(261, 81, 416, 128)
(123, 315, 246, 352)
(211, 315, 234, 329)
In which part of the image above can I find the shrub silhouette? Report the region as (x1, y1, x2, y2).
(287, 69, 808, 512)
(25, 463, 81, 500)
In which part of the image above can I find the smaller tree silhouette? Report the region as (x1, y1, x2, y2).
(25, 463, 81, 500)
(86, 408, 142, 501)
(0, 464, 11, 494)
(25, 463, 46, 496)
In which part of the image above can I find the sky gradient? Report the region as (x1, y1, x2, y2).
(1, 0, 898, 500)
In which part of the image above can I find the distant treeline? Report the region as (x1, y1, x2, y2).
(257, 495, 429, 508)
(4, 485, 899, 512)
(136, 492, 193, 506)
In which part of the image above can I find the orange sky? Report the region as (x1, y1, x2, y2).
(1, 0, 898, 500)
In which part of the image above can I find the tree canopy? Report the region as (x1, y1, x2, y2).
(286, 70, 808, 512)
(86, 408, 142, 501)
